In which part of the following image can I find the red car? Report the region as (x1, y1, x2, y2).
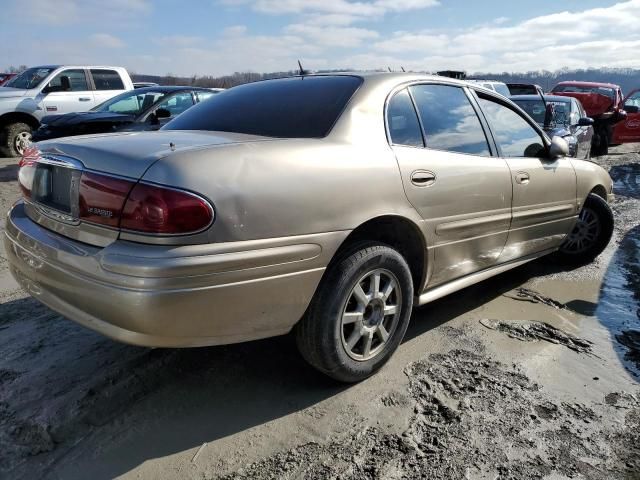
(612, 88, 640, 144)
(0, 73, 17, 86)
(550, 81, 630, 155)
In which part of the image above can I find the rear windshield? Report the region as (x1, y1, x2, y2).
(163, 76, 363, 138)
(552, 84, 615, 99)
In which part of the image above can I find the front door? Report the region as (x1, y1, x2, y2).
(612, 89, 640, 144)
(40, 69, 96, 114)
(388, 84, 512, 288)
(474, 93, 578, 261)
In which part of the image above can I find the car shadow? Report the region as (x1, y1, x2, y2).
(0, 163, 18, 182)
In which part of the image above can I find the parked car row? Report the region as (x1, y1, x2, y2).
(6, 72, 615, 382)
(462, 77, 640, 157)
(0, 65, 223, 157)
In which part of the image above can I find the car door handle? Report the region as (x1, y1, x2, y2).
(78, 97, 91, 102)
(515, 172, 530, 184)
(411, 170, 436, 187)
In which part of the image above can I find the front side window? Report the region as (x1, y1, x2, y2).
(154, 92, 194, 117)
(91, 69, 125, 91)
(386, 89, 423, 147)
(409, 84, 490, 156)
(163, 76, 363, 138)
(478, 95, 546, 158)
(94, 90, 167, 114)
(625, 91, 640, 108)
(46, 69, 89, 92)
(513, 99, 570, 127)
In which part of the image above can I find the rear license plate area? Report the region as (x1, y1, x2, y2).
(31, 164, 73, 214)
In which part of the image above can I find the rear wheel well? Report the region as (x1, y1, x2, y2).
(0, 112, 40, 130)
(334, 216, 426, 292)
(590, 185, 607, 201)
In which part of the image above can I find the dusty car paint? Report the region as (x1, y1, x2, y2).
(5, 73, 614, 348)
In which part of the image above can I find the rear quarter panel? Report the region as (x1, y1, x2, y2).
(137, 139, 423, 244)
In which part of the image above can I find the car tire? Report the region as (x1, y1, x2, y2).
(555, 193, 614, 265)
(296, 242, 414, 383)
(0, 122, 33, 158)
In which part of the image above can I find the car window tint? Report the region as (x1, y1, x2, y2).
(163, 76, 363, 138)
(386, 89, 423, 147)
(477, 95, 546, 158)
(409, 84, 490, 156)
(48, 69, 88, 92)
(91, 69, 125, 90)
(156, 92, 194, 117)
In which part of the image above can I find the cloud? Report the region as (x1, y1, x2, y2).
(154, 35, 204, 47)
(90, 33, 125, 49)
(13, 0, 151, 25)
(222, 25, 248, 36)
(285, 24, 379, 47)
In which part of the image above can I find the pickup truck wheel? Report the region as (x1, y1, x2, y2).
(0, 122, 33, 157)
(556, 193, 613, 265)
(296, 243, 414, 382)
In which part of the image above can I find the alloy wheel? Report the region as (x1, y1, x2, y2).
(14, 131, 32, 156)
(340, 268, 402, 361)
(562, 207, 601, 254)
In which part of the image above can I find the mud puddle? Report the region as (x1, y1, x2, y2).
(222, 349, 639, 480)
(479, 319, 594, 354)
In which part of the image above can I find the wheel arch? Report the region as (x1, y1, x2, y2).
(330, 215, 427, 293)
(0, 111, 40, 130)
(590, 184, 608, 201)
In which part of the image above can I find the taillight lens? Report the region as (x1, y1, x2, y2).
(79, 173, 135, 228)
(18, 146, 42, 199)
(120, 183, 213, 234)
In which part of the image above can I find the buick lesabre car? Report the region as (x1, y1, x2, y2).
(5, 73, 614, 382)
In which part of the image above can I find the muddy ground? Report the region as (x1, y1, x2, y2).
(0, 147, 639, 480)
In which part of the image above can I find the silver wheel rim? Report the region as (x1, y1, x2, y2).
(14, 131, 32, 156)
(562, 207, 601, 254)
(340, 268, 402, 362)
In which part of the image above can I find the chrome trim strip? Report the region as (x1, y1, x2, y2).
(417, 247, 555, 305)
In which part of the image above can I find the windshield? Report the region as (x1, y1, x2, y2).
(4, 67, 56, 89)
(514, 99, 571, 127)
(163, 76, 363, 138)
(494, 83, 511, 97)
(93, 90, 169, 115)
(552, 84, 615, 99)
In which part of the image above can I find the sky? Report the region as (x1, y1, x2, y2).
(1, 0, 638, 77)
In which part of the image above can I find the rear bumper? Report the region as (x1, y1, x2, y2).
(5, 201, 347, 347)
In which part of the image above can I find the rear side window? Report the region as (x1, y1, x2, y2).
(196, 91, 219, 102)
(386, 89, 423, 147)
(477, 95, 546, 158)
(409, 84, 490, 156)
(91, 69, 125, 90)
(163, 76, 362, 138)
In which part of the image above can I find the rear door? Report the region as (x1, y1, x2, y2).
(612, 89, 640, 144)
(474, 92, 578, 261)
(90, 69, 128, 106)
(389, 83, 512, 288)
(40, 69, 96, 114)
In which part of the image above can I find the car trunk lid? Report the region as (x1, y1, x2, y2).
(20, 131, 274, 246)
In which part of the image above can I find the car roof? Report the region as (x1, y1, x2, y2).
(511, 94, 572, 103)
(554, 80, 619, 89)
(130, 85, 212, 93)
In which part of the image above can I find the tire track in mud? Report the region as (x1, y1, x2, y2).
(220, 349, 639, 480)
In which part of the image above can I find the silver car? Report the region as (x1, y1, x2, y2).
(5, 73, 614, 382)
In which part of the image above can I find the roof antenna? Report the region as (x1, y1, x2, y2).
(388, 66, 392, 72)
(401, 66, 406, 72)
(297, 60, 308, 76)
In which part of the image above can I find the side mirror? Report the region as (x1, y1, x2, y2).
(549, 136, 569, 159)
(155, 108, 171, 119)
(578, 117, 594, 127)
(625, 105, 639, 114)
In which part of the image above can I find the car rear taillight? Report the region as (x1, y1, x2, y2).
(78, 171, 213, 234)
(79, 173, 136, 228)
(18, 146, 41, 199)
(120, 183, 214, 234)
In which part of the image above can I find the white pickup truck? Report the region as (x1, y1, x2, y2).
(0, 65, 134, 157)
